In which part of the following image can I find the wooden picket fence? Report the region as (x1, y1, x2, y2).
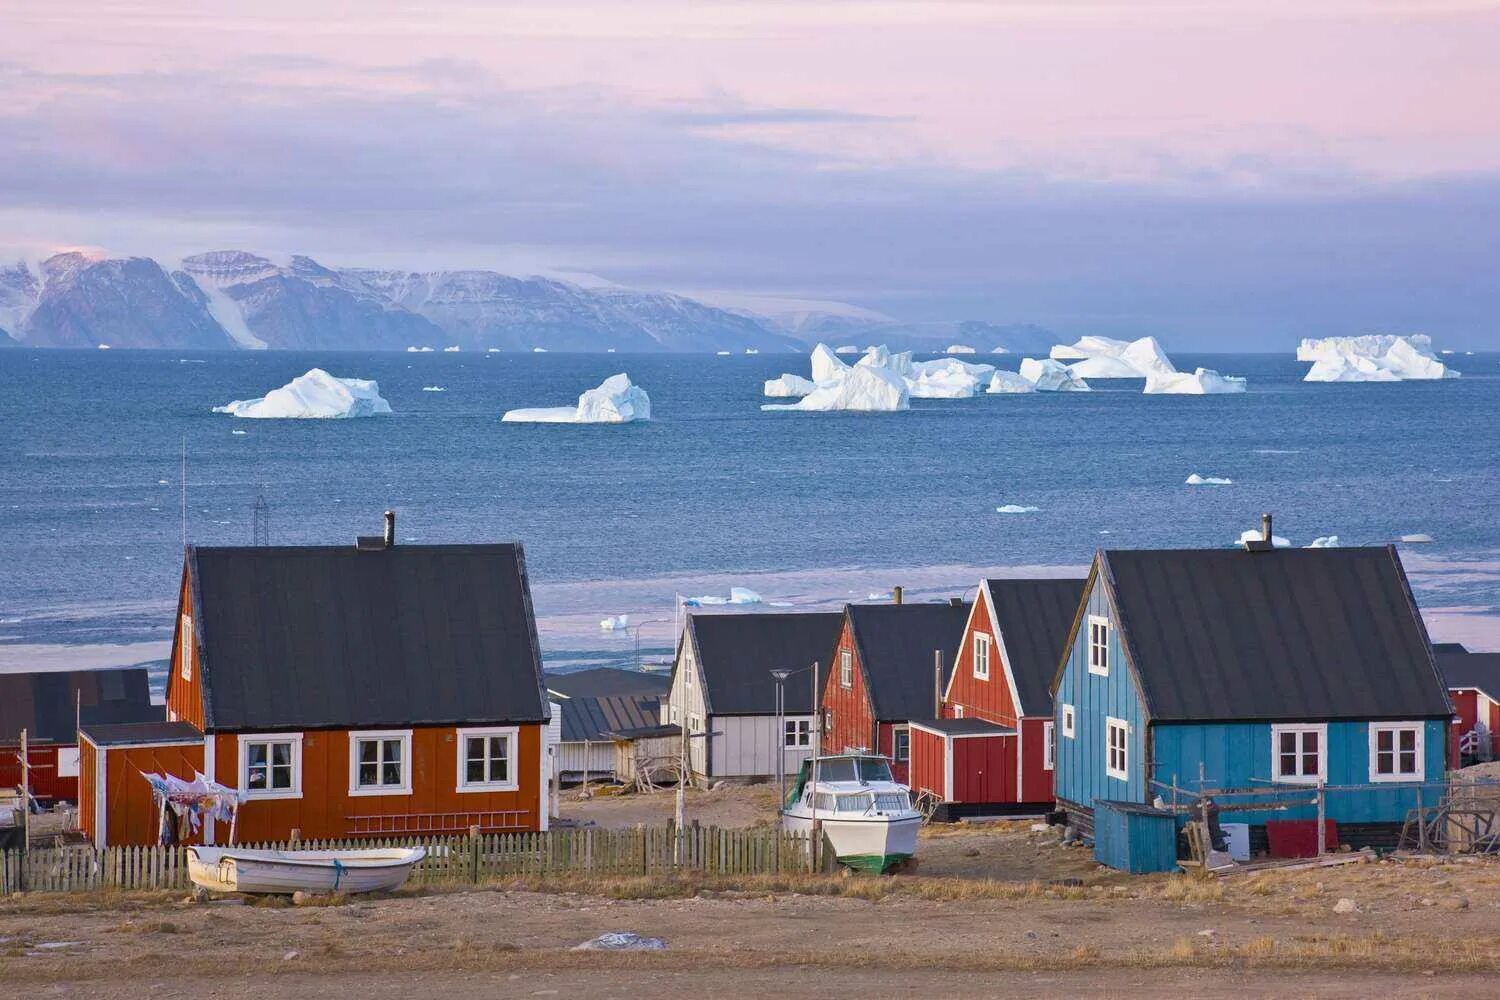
(0, 825, 814, 894)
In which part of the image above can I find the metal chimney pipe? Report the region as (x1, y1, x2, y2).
(892, 586, 903, 606)
(1261, 512, 1272, 544)
(933, 651, 942, 719)
(384, 510, 396, 548)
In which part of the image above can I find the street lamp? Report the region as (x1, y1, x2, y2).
(627, 618, 672, 671)
(770, 668, 792, 809)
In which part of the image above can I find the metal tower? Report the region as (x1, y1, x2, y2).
(252, 486, 270, 546)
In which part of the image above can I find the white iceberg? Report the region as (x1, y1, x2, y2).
(905, 357, 995, 398)
(834, 345, 860, 355)
(1299, 334, 1459, 382)
(213, 368, 393, 419)
(716, 350, 731, 356)
(945, 344, 976, 354)
(996, 504, 1040, 514)
(502, 373, 651, 424)
(97, 343, 111, 350)
(1238, 528, 1290, 548)
(600, 614, 630, 631)
(1185, 474, 1233, 485)
(762, 364, 909, 412)
(487, 348, 501, 353)
(684, 587, 763, 607)
(745, 348, 759, 355)
(991, 346, 1009, 354)
(857, 345, 913, 377)
(1145, 368, 1247, 394)
(1019, 357, 1091, 392)
(407, 346, 434, 353)
(1052, 335, 1177, 378)
(443, 346, 460, 353)
(811, 343, 851, 384)
(986, 370, 1037, 394)
(764, 373, 818, 397)
(532, 347, 549, 353)
(1306, 535, 1340, 548)
(421, 385, 447, 392)
(1400, 533, 1434, 544)
(866, 591, 893, 601)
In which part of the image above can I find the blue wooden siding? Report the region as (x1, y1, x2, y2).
(1152, 719, 1447, 825)
(1093, 800, 1179, 873)
(1053, 575, 1148, 809)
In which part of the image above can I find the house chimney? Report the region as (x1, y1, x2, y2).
(384, 510, 396, 548)
(892, 586, 903, 605)
(1261, 512, 1272, 544)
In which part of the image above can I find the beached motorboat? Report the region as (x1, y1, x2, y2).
(186, 846, 426, 895)
(781, 754, 922, 874)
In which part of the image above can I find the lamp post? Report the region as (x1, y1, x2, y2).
(628, 618, 672, 671)
(770, 669, 792, 809)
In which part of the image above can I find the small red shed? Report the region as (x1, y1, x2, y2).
(908, 718, 1017, 816)
(1435, 644, 1500, 764)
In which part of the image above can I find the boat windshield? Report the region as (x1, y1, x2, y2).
(812, 757, 894, 783)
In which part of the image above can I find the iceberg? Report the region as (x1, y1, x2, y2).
(443, 346, 460, 353)
(1019, 357, 1091, 391)
(421, 386, 447, 392)
(764, 373, 818, 397)
(1185, 474, 1233, 485)
(1238, 528, 1290, 548)
(1052, 335, 1177, 378)
(600, 614, 630, 631)
(501, 373, 651, 424)
(811, 343, 851, 383)
(905, 357, 995, 398)
(1145, 368, 1248, 394)
(684, 587, 763, 607)
(487, 348, 501, 353)
(407, 346, 434, 353)
(1400, 533, 1434, 544)
(996, 504, 1040, 514)
(532, 347, 549, 353)
(945, 344, 976, 354)
(1299, 334, 1459, 382)
(857, 345, 913, 377)
(1306, 535, 1339, 548)
(716, 350, 731, 356)
(834, 345, 860, 355)
(762, 364, 909, 412)
(745, 348, 759, 355)
(986, 370, 1037, 394)
(213, 368, 393, 419)
(991, 346, 1009, 354)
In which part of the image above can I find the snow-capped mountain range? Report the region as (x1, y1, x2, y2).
(0, 249, 1053, 353)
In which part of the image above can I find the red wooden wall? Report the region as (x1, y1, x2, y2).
(165, 567, 205, 730)
(945, 590, 1022, 726)
(908, 727, 947, 800)
(1019, 718, 1055, 804)
(950, 735, 1016, 804)
(821, 618, 877, 757)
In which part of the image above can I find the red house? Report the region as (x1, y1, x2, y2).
(0, 668, 156, 804)
(1436, 643, 1500, 764)
(908, 578, 1084, 818)
(820, 600, 970, 783)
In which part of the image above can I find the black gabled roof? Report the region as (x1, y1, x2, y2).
(984, 578, 1087, 717)
(848, 602, 971, 721)
(546, 667, 670, 700)
(558, 694, 662, 742)
(1096, 545, 1451, 723)
(188, 542, 548, 731)
(81, 721, 203, 748)
(0, 668, 157, 746)
(686, 611, 845, 716)
(1437, 648, 1500, 698)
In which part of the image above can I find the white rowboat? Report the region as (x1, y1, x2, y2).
(187, 846, 426, 895)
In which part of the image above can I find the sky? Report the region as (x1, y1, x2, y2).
(1, 1, 1498, 346)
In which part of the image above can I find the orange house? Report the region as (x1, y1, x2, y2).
(80, 522, 553, 846)
(819, 600, 970, 783)
(908, 578, 1084, 819)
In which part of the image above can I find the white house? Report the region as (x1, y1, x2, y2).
(664, 611, 844, 779)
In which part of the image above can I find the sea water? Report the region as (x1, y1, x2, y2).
(2, 349, 1497, 681)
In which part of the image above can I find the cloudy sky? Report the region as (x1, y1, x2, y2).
(2, 1, 1497, 346)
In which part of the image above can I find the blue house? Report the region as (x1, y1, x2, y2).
(1051, 542, 1452, 850)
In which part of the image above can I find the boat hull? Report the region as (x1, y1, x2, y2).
(782, 813, 921, 874)
(187, 847, 425, 895)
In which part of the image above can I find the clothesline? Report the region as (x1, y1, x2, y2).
(135, 767, 246, 845)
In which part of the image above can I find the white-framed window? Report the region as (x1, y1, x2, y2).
(784, 719, 811, 748)
(689, 714, 702, 733)
(1105, 716, 1129, 781)
(1043, 721, 1056, 771)
(892, 726, 910, 763)
(1369, 722, 1424, 782)
(953, 705, 964, 718)
(239, 733, 303, 799)
(179, 614, 194, 682)
(349, 730, 412, 796)
(973, 633, 991, 680)
(1088, 616, 1110, 676)
(839, 648, 853, 688)
(1271, 723, 1327, 784)
(1062, 704, 1075, 738)
(456, 726, 519, 792)
(670, 705, 680, 724)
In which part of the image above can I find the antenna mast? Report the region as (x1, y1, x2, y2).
(252, 485, 270, 546)
(180, 436, 187, 551)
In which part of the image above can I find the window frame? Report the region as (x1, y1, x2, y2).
(1043, 720, 1056, 771)
(973, 633, 990, 680)
(1105, 716, 1129, 781)
(347, 729, 414, 796)
(455, 726, 520, 793)
(1087, 615, 1110, 676)
(783, 718, 811, 748)
(1270, 723, 1328, 785)
(1368, 721, 1425, 783)
(1062, 704, 1075, 738)
(179, 614, 194, 682)
(839, 648, 853, 688)
(953, 705, 964, 719)
(892, 725, 911, 763)
(238, 732, 303, 800)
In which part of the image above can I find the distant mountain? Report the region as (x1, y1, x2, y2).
(20, 253, 231, 350)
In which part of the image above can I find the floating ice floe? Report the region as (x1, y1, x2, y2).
(764, 374, 818, 397)
(231, 429, 246, 436)
(213, 368, 393, 419)
(600, 614, 630, 631)
(905, 357, 995, 398)
(532, 347, 549, 353)
(716, 350, 731, 356)
(1299, 334, 1459, 382)
(866, 591, 893, 601)
(684, 587, 762, 607)
(996, 504, 1040, 514)
(502, 373, 651, 423)
(1185, 474, 1233, 485)
(1051, 335, 1176, 379)
(1145, 368, 1247, 394)
(991, 346, 1009, 354)
(986, 370, 1037, 394)
(421, 386, 446, 392)
(443, 346, 460, 353)
(762, 363, 909, 412)
(745, 348, 759, 355)
(1237, 528, 1291, 548)
(834, 345, 860, 355)
(1306, 536, 1340, 548)
(97, 344, 110, 350)
(407, 346, 434, 353)
(945, 344, 976, 354)
(1019, 358, 1091, 392)
(1400, 533, 1434, 544)
(487, 348, 501, 353)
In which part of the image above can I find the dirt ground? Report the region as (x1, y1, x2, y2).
(558, 781, 782, 830)
(5, 824, 1500, 999)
